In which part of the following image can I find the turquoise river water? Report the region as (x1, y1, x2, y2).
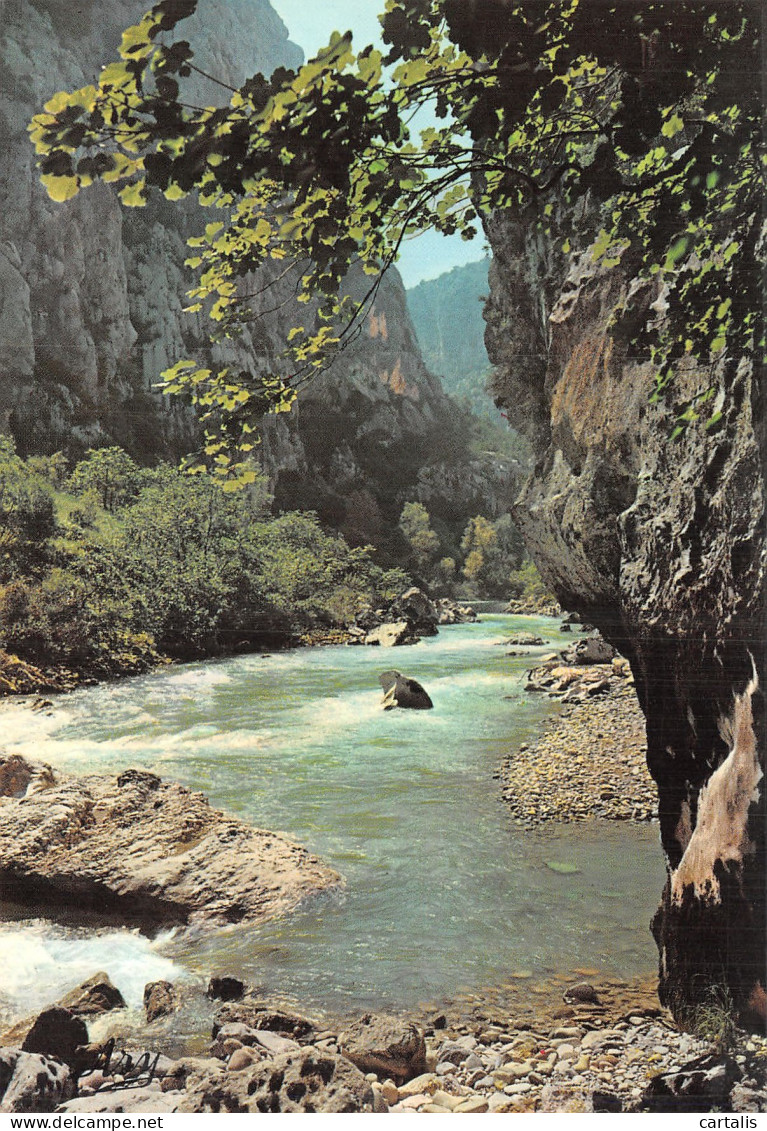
(0, 615, 664, 1030)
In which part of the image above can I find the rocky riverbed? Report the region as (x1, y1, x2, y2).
(2, 972, 764, 1114)
(501, 661, 656, 827)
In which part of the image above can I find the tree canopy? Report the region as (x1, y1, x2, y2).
(30, 0, 764, 472)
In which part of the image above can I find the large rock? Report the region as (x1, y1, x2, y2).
(143, 981, 177, 1023)
(379, 670, 433, 710)
(0, 757, 339, 931)
(391, 587, 439, 636)
(58, 1083, 182, 1114)
(436, 598, 477, 625)
(181, 1049, 374, 1113)
(20, 1008, 87, 1068)
(212, 998, 316, 1042)
(0, 1049, 74, 1113)
(339, 1015, 427, 1083)
(484, 205, 765, 1027)
(364, 621, 417, 648)
(561, 635, 616, 665)
(59, 973, 126, 1017)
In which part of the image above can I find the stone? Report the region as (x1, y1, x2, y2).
(380, 1079, 399, 1104)
(0, 759, 339, 932)
(563, 982, 600, 1004)
(643, 1054, 742, 1113)
(340, 1015, 427, 1083)
(144, 980, 176, 1023)
(455, 1096, 489, 1113)
(397, 1073, 438, 1098)
(392, 588, 439, 636)
(20, 1008, 88, 1068)
(251, 1031, 300, 1057)
(379, 670, 433, 710)
(436, 1039, 472, 1066)
(58, 1083, 182, 1113)
(207, 976, 245, 1001)
(0, 1049, 74, 1113)
(503, 632, 547, 646)
(563, 636, 616, 665)
(183, 1048, 374, 1113)
(365, 622, 416, 648)
(227, 1047, 260, 1072)
(59, 973, 126, 1017)
(213, 999, 316, 1041)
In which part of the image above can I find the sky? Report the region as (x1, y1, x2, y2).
(268, 0, 486, 290)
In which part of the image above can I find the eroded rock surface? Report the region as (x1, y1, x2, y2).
(485, 207, 765, 1027)
(0, 756, 339, 931)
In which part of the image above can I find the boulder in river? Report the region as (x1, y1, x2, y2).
(207, 975, 245, 1002)
(562, 635, 616, 665)
(502, 632, 547, 647)
(144, 980, 177, 1023)
(59, 972, 126, 1017)
(391, 587, 439, 636)
(436, 598, 477, 625)
(0, 755, 340, 933)
(379, 670, 433, 710)
(364, 621, 417, 647)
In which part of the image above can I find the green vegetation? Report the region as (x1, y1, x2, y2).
(29, 0, 763, 469)
(0, 442, 413, 688)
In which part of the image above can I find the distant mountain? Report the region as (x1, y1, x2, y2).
(406, 259, 497, 419)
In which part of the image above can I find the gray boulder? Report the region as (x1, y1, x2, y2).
(379, 671, 433, 710)
(58, 1082, 182, 1114)
(392, 587, 439, 636)
(0, 1049, 74, 1113)
(181, 1049, 374, 1113)
(562, 635, 616, 665)
(365, 621, 417, 647)
(339, 1014, 427, 1082)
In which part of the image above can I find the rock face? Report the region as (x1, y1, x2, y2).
(0, 756, 339, 931)
(1, 1, 512, 553)
(484, 208, 765, 1027)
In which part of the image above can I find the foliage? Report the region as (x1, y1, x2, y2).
(0, 446, 414, 681)
(683, 984, 738, 1053)
(508, 558, 556, 607)
(0, 437, 56, 582)
(29, 0, 763, 464)
(399, 500, 440, 569)
(68, 446, 141, 512)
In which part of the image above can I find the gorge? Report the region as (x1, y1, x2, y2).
(1, 0, 764, 1057)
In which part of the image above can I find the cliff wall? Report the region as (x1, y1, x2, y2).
(0, 0, 503, 549)
(484, 209, 765, 1028)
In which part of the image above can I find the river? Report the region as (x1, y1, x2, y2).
(0, 614, 664, 1032)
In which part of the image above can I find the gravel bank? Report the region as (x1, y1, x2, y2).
(501, 680, 656, 826)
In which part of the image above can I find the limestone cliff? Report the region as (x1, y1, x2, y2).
(1, 0, 498, 547)
(485, 209, 765, 1029)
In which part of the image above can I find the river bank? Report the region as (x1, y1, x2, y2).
(500, 679, 656, 826)
(3, 969, 764, 1113)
